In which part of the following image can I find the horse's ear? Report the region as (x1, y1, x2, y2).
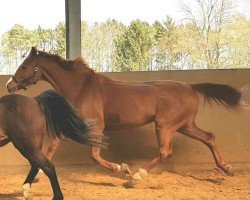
(30, 46, 38, 57)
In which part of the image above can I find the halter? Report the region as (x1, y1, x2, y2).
(12, 52, 39, 90)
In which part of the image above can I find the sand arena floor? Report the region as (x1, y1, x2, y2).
(0, 165, 249, 200)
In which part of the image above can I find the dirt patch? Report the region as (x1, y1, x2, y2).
(0, 166, 249, 200)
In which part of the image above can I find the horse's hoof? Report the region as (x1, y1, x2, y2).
(132, 172, 142, 180)
(138, 168, 147, 177)
(121, 163, 132, 176)
(225, 165, 235, 176)
(132, 168, 147, 180)
(22, 183, 33, 200)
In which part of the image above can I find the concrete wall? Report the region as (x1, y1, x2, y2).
(0, 69, 250, 171)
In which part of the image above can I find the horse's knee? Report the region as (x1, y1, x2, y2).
(206, 132, 216, 146)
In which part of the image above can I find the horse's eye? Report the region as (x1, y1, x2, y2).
(22, 66, 27, 70)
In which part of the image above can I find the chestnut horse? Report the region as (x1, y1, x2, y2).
(0, 90, 107, 199)
(7, 47, 241, 178)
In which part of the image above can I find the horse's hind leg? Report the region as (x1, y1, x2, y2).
(179, 122, 234, 175)
(22, 165, 39, 198)
(133, 126, 175, 179)
(27, 151, 63, 200)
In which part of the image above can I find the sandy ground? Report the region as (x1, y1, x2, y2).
(0, 166, 249, 200)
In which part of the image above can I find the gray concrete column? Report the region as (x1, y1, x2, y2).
(65, 0, 81, 59)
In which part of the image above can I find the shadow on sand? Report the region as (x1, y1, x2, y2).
(0, 191, 22, 200)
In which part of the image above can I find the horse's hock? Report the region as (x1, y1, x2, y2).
(0, 69, 250, 171)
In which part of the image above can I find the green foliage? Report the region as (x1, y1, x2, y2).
(224, 15, 250, 68)
(1, 24, 34, 58)
(35, 26, 54, 52)
(152, 17, 181, 70)
(53, 22, 66, 58)
(0, 24, 36, 73)
(0, 23, 67, 73)
(113, 20, 155, 71)
(81, 19, 125, 71)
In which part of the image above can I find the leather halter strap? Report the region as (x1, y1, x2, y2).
(12, 52, 39, 90)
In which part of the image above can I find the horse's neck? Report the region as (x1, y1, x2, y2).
(42, 64, 89, 105)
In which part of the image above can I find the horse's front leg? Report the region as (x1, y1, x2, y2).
(88, 116, 132, 175)
(91, 146, 132, 176)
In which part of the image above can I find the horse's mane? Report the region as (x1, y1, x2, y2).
(38, 50, 94, 72)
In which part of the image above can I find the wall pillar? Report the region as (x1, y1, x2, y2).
(65, 0, 81, 59)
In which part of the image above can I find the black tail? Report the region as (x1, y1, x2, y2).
(36, 90, 108, 148)
(191, 83, 242, 110)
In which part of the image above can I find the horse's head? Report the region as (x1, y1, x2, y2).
(6, 47, 43, 93)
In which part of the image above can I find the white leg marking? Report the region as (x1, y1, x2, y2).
(116, 164, 122, 172)
(6, 77, 13, 87)
(22, 183, 33, 200)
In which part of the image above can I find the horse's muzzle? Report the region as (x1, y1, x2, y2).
(6, 77, 18, 93)
(7, 84, 18, 93)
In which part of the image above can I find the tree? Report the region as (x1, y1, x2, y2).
(53, 22, 66, 57)
(224, 15, 250, 68)
(0, 24, 35, 73)
(113, 20, 155, 71)
(35, 26, 55, 52)
(179, 0, 236, 69)
(81, 20, 125, 72)
(152, 17, 181, 70)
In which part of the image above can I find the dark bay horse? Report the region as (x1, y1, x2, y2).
(7, 47, 242, 179)
(0, 90, 107, 199)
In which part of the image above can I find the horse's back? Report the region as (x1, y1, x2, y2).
(99, 78, 198, 129)
(0, 94, 41, 115)
(0, 94, 45, 138)
(103, 79, 197, 104)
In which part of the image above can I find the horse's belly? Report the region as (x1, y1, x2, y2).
(104, 112, 154, 130)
